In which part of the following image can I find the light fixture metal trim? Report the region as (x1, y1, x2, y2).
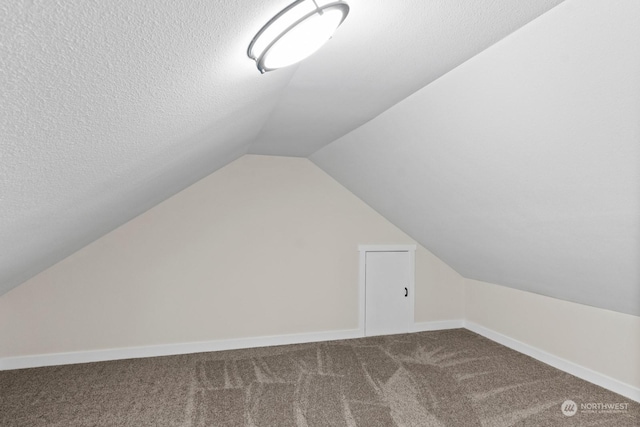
(248, 0, 350, 73)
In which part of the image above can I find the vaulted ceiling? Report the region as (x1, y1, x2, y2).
(2, 1, 638, 315)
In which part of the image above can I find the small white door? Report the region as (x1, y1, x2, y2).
(365, 251, 412, 336)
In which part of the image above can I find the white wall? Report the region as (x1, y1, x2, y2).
(1, 154, 636, 401)
(466, 278, 640, 393)
(312, 0, 640, 317)
(0, 155, 464, 360)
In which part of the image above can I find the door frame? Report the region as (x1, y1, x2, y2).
(358, 244, 416, 336)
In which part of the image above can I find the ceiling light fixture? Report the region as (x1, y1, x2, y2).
(248, 0, 350, 73)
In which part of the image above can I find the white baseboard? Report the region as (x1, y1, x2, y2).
(0, 328, 362, 371)
(412, 319, 465, 332)
(464, 321, 640, 403)
(0, 321, 464, 371)
(4, 320, 638, 404)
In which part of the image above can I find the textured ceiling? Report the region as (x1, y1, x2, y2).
(313, 0, 640, 315)
(0, 0, 565, 296)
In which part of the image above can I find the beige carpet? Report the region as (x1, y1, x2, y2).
(1, 329, 638, 426)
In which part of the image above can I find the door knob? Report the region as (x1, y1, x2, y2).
(404, 287, 408, 297)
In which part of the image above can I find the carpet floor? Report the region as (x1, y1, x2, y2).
(1, 329, 638, 426)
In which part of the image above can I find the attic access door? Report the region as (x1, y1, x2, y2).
(360, 246, 415, 337)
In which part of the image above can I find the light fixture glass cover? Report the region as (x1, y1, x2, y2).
(248, 0, 350, 73)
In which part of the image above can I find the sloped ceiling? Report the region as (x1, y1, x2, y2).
(312, 0, 640, 315)
(0, 0, 565, 296)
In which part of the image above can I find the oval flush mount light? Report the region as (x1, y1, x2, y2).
(248, 0, 350, 73)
